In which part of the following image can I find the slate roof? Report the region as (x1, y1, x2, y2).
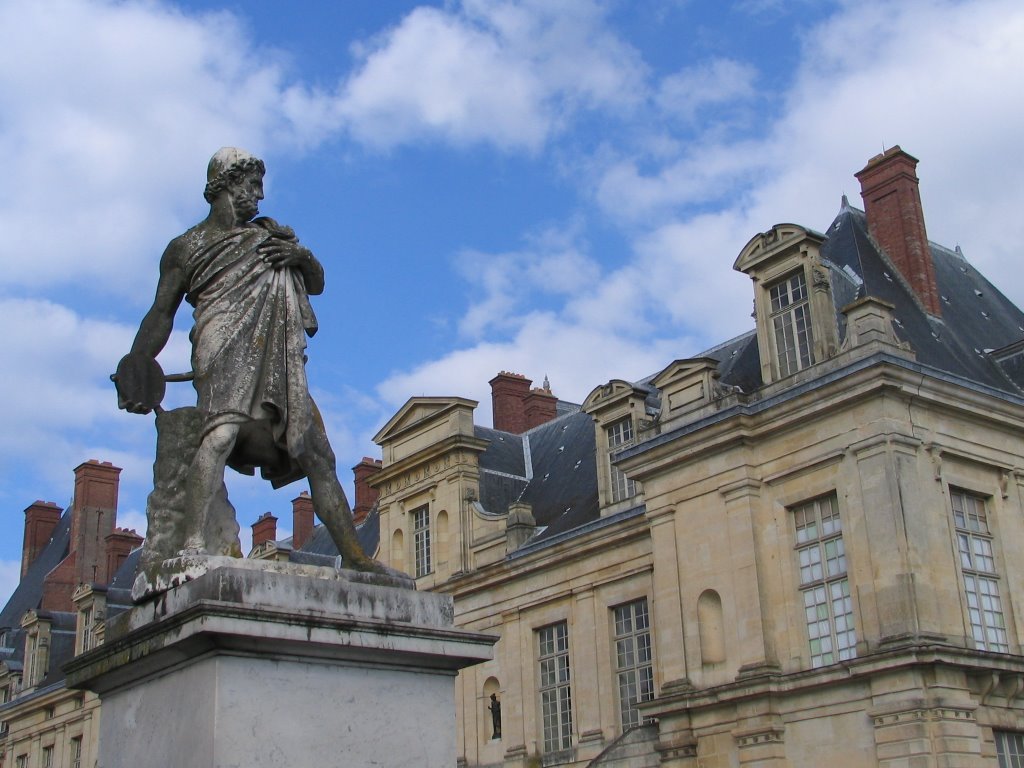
(702, 204, 1024, 396)
(471, 407, 599, 543)
(0, 507, 140, 698)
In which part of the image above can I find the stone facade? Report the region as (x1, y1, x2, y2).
(0, 462, 141, 768)
(370, 148, 1024, 767)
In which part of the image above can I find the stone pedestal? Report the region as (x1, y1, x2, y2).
(65, 560, 496, 768)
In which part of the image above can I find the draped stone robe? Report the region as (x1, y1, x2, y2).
(183, 217, 318, 487)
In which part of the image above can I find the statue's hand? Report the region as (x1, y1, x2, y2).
(113, 354, 166, 415)
(258, 239, 311, 269)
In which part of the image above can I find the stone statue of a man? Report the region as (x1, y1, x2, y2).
(118, 147, 378, 575)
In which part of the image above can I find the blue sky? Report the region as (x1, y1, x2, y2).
(2, 0, 1023, 604)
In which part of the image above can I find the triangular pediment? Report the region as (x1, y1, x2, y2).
(734, 223, 824, 275)
(583, 379, 645, 413)
(373, 397, 478, 445)
(651, 358, 719, 390)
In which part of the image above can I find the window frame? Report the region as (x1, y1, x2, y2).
(611, 598, 655, 731)
(767, 269, 815, 378)
(536, 621, 573, 753)
(996, 730, 1024, 768)
(606, 417, 637, 503)
(950, 488, 1009, 653)
(411, 505, 432, 578)
(792, 493, 857, 668)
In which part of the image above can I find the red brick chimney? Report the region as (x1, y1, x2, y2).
(352, 458, 382, 525)
(42, 460, 122, 611)
(490, 372, 532, 433)
(105, 528, 143, 580)
(291, 492, 315, 550)
(523, 377, 558, 431)
(251, 512, 278, 549)
(855, 146, 941, 316)
(21, 501, 62, 578)
(71, 460, 121, 585)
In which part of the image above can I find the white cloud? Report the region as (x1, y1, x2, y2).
(0, 297, 193, 510)
(378, 312, 690, 423)
(0, 0, 335, 297)
(378, 0, 1024, 417)
(454, 224, 601, 338)
(657, 58, 758, 124)
(339, 0, 646, 150)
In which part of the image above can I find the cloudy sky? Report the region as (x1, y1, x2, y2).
(1, 0, 1022, 604)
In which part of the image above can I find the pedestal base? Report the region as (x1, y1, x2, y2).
(66, 562, 495, 768)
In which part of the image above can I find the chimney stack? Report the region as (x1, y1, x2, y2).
(251, 512, 278, 549)
(855, 146, 941, 316)
(42, 459, 122, 611)
(22, 501, 62, 578)
(291, 492, 315, 550)
(490, 372, 533, 433)
(105, 528, 143, 580)
(71, 460, 121, 586)
(523, 377, 558, 430)
(352, 458, 383, 525)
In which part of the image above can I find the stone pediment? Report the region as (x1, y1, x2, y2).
(583, 380, 644, 414)
(652, 358, 721, 417)
(734, 223, 825, 276)
(373, 397, 479, 445)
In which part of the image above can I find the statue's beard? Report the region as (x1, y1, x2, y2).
(234, 194, 259, 222)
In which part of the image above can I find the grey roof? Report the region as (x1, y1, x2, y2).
(0, 510, 71, 633)
(289, 508, 381, 565)
(473, 410, 599, 543)
(707, 205, 1024, 395)
(0, 520, 137, 695)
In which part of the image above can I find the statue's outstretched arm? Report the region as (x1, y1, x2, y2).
(117, 241, 187, 414)
(132, 241, 186, 357)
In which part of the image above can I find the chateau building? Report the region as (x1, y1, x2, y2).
(3, 146, 1024, 767)
(368, 147, 1024, 766)
(0, 461, 141, 768)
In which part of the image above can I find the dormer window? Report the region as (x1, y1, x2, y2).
(734, 224, 839, 385)
(606, 418, 636, 503)
(583, 380, 647, 512)
(769, 270, 815, 377)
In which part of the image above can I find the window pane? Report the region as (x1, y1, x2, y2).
(793, 494, 856, 668)
(613, 599, 655, 731)
(538, 622, 573, 751)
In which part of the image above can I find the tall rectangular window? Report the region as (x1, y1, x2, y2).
(70, 737, 82, 768)
(16, 754, 27, 768)
(951, 490, 1008, 652)
(412, 506, 431, 578)
(606, 418, 636, 502)
(613, 599, 654, 730)
(769, 271, 814, 378)
(537, 622, 573, 752)
(794, 494, 856, 667)
(996, 730, 1024, 768)
(41, 746, 53, 768)
(80, 606, 94, 653)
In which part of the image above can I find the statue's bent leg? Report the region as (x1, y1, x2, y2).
(295, 422, 382, 572)
(183, 422, 240, 553)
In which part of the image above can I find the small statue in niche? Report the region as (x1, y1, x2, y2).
(487, 693, 501, 739)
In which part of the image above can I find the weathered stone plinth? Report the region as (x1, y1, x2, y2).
(66, 562, 495, 768)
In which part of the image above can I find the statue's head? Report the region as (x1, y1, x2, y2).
(203, 147, 266, 221)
